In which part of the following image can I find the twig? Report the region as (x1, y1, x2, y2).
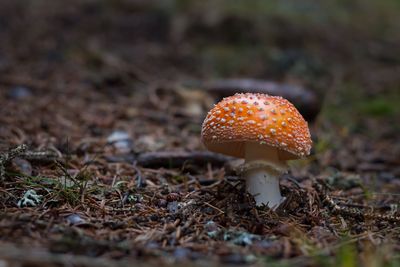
(323, 194, 400, 222)
(0, 144, 60, 181)
(315, 180, 400, 223)
(204, 202, 225, 215)
(22, 150, 61, 162)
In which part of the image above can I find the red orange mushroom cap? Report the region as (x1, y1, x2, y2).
(201, 93, 312, 160)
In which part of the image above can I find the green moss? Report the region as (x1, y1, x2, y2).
(336, 242, 358, 267)
(358, 96, 399, 117)
(320, 83, 399, 132)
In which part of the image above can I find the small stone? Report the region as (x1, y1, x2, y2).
(107, 130, 133, 153)
(66, 214, 86, 225)
(11, 158, 32, 176)
(8, 86, 32, 100)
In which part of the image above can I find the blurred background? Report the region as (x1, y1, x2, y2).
(1, 0, 399, 118)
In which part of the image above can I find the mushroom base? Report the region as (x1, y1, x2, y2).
(242, 142, 287, 208)
(244, 167, 283, 208)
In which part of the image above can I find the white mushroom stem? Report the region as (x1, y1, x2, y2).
(242, 142, 287, 208)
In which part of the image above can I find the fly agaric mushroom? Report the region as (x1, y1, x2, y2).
(201, 93, 312, 208)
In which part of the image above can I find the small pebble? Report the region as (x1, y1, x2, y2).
(11, 158, 32, 176)
(7, 86, 32, 100)
(66, 214, 86, 226)
(107, 130, 133, 153)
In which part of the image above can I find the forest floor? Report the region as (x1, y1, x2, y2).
(0, 1, 400, 266)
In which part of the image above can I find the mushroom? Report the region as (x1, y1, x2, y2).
(201, 93, 312, 208)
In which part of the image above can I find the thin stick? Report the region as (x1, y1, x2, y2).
(204, 202, 225, 215)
